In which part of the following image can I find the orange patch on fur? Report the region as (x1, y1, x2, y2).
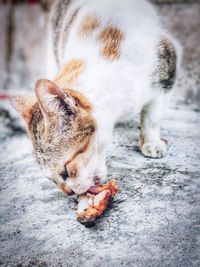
(79, 14, 100, 36)
(54, 60, 85, 87)
(68, 163, 78, 178)
(98, 26, 124, 60)
(64, 88, 93, 112)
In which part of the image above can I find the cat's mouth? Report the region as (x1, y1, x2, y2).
(87, 185, 100, 194)
(87, 177, 101, 194)
(66, 177, 101, 195)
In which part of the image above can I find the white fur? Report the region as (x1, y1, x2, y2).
(46, 0, 178, 194)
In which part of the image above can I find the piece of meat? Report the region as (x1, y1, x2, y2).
(77, 180, 119, 224)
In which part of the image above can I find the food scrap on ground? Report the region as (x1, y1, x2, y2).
(77, 180, 119, 224)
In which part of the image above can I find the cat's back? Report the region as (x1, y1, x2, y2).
(52, 0, 158, 21)
(49, 0, 172, 118)
(51, 0, 161, 67)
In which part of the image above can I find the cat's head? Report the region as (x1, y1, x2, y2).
(10, 79, 107, 194)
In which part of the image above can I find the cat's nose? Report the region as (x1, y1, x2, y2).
(93, 176, 101, 186)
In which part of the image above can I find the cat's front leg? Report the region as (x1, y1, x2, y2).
(139, 93, 169, 158)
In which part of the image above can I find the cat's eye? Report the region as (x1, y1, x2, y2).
(60, 166, 69, 181)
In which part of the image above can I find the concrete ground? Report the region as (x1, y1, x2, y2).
(0, 2, 200, 267)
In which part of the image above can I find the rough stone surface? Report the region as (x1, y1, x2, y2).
(0, 104, 200, 267)
(0, 2, 200, 267)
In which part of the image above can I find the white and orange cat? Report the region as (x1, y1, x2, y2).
(11, 0, 178, 195)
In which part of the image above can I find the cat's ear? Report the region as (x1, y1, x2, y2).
(10, 95, 36, 124)
(35, 79, 76, 117)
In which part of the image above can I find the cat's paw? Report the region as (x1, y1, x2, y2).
(140, 140, 167, 158)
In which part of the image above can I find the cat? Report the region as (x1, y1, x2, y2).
(10, 0, 179, 195)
